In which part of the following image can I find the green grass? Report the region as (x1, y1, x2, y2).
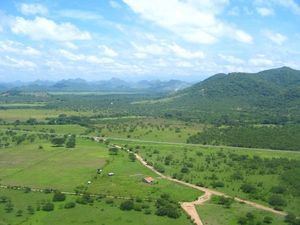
(88, 150, 201, 202)
(0, 109, 95, 121)
(0, 139, 108, 191)
(112, 140, 300, 216)
(94, 117, 204, 142)
(0, 189, 194, 225)
(0, 124, 88, 135)
(197, 197, 286, 225)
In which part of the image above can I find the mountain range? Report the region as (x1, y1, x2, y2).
(139, 67, 300, 123)
(0, 78, 191, 93)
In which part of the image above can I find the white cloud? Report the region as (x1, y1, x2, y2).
(110, 1, 122, 9)
(59, 10, 103, 20)
(256, 7, 274, 16)
(64, 42, 78, 50)
(249, 56, 273, 67)
(263, 30, 287, 45)
(0, 40, 40, 55)
(275, 0, 300, 15)
(233, 30, 253, 44)
(168, 43, 204, 59)
(132, 43, 165, 56)
(99, 45, 118, 57)
(59, 49, 114, 64)
(123, 0, 252, 44)
(11, 17, 91, 41)
(1, 56, 37, 69)
(219, 54, 245, 64)
(19, 3, 48, 16)
(255, 0, 300, 15)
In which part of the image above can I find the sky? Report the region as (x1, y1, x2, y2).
(0, 0, 299, 82)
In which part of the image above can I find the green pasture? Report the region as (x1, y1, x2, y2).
(0, 189, 193, 225)
(112, 140, 300, 215)
(0, 109, 95, 121)
(88, 149, 201, 202)
(0, 124, 87, 135)
(95, 117, 204, 142)
(197, 198, 286, 225)
(0, 139, 108, 191)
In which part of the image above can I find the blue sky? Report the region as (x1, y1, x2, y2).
(0, 0, 299, 82)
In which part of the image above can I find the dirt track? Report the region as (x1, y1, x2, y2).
(115, 146, 287, 225)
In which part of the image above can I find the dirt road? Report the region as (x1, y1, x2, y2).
(111, 144, 287, 225)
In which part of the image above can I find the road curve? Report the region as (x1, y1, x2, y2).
(109, 143, 287, 225)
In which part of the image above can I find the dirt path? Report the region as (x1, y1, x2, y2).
(110, 144, 287, 225)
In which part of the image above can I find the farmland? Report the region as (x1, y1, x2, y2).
(0, 90, 299, 225)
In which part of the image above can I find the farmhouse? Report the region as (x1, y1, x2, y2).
(143, 176, 154, 184)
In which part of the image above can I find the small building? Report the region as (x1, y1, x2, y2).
(108, 172, 115, 176)
(97, 169, 102, 174)
(87, 181, 92, 184)
(143, 176, 154, 184)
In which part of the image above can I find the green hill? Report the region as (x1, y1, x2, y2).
(142, 67, 300, 124)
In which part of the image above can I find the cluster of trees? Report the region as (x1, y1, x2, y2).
(0, 130, 48, 148)
(50, 135, 76, 148)
(155, 194, 181, 219)
(187, 125, 300, 151)
(139, 144, 300, 213)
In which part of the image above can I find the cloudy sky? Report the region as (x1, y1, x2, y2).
(0, 0, 299, 82)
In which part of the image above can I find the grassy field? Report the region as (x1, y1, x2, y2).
(113, 140, 300, 216)
(0, 138, 108, 191)
(0, 109, 95, 121)
(0, 189, 194, 225)
(94, 117, 204, 142)
(197, 197, 286, 225)
(88, 149, 201, 202)
(0, 124, 88, 135)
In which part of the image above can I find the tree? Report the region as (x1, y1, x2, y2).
(128, 152, 136, 162)
(51, 137, 65, 147)
(65, 135, 76, 148)
(268, 195, 286, 207)
(64, 202, 76, 209)
(5, 202, 14, 213)
(42, 202, 54, 211)
(263, 216, 273, 224)
(120, 200, 134, 211)
(16, 209, 23, 217)
(109, 147, 119, 155)
(52, 191, 66, 202)
(27, 205, 35, 215)
(240, 183, 256, 193)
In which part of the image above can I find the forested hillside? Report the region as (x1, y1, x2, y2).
(142, 67, 300, 124)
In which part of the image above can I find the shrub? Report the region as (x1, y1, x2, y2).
(212, 181, 225, 188)
(64, 202, 76, 209)
(120, 200, 134, 211)
(52, 191, 66, 202)
(268, 195, 286, 207)
(42, 202, 54, 211)
(240, 183, 256, 193)
(263, 216, 273, 224)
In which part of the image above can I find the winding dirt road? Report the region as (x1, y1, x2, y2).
(111, 144, 287, 225)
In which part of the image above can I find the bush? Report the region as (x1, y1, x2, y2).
(16, 209, 23, 217)
(120, 200, 134, 211)
(5, 202, 14, 213)
(268, 195, 286, 207)
(76, 194, 94, 205)
(52, 191, 66, 202)
(64, 202, 76, 209)
(240, 183, 256, 193)
(263, 216, 273, 224)
(42, 202, 54, 211)
(212, 181, 225, 188)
